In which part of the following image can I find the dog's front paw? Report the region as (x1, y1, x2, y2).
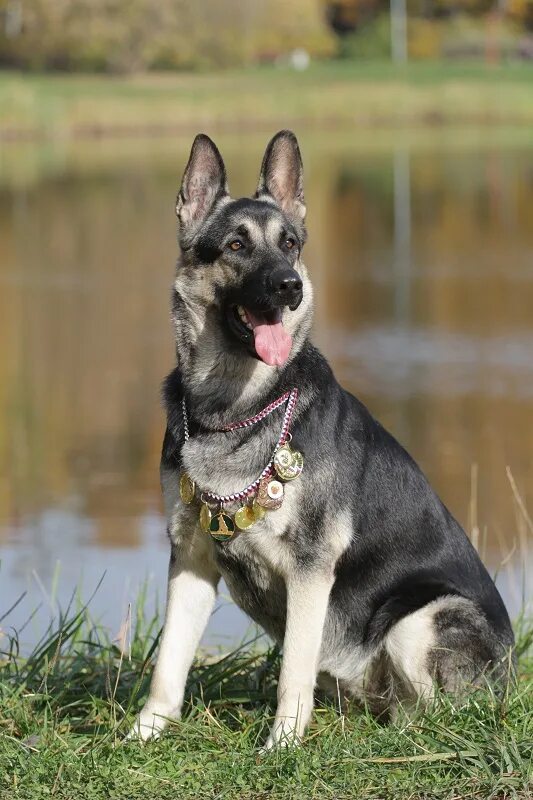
(261, 719, 301, 752)
(261, 690, 313, 752)
(126, 703, 178, 742)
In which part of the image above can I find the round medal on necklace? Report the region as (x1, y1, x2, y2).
(256, 477, 284, 510)
(273, 444, 304, 481)
(235, 504, 256, 531)
(251, 499, 266, 521)
(209, 512, 235, 542)
(180, 472, 195, 504)
(199, 503, 212, 533)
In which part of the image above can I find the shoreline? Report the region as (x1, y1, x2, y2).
(2, 62, 533, 142)
(3, 112, 533, 143)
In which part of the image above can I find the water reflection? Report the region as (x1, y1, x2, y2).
(1, 131, 532, 643)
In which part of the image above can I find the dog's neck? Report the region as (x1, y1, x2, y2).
(165, 319, 323, 448)
(172, 314, 287, 430)
(186, 361, 288, 429)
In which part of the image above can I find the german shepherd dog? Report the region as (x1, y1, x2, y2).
(130, 131, 514, 749)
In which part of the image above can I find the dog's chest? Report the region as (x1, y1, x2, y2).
(215, 491, 296, 574)
(214, 531, 289, 643)
(216, 493, 298, 645)
(164, 449, 299, 642)
(167, 429, 305, 640)
(180, 431, 301, 567)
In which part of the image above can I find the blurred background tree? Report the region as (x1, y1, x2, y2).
(0, 0, 335, 72)
(0, 0, 532, 71)
(328, 0, 533, 60)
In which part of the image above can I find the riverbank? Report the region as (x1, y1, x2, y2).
(1, 61, 533, 141)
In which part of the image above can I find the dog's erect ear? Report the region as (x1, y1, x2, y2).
(176, 134, 228, 234)
(255, 130, 305, 221)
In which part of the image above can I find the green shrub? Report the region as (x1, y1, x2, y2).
(338, 15, 392, 60)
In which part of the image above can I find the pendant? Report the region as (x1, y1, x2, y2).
(209, 512, 235, 542)
(179, 472, 195, 504)
(251, 499, 266, 521)
(235, 504, 256, 531)
(199, 503, 212, 533)
(273, 444, 304, 481)
(256, 477, 284, 510)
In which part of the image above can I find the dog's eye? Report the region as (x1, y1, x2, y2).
(229, 240, 244, 251)
(285, 238, 296, 250)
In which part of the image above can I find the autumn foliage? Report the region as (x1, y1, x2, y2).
(0, 0, 335, 72)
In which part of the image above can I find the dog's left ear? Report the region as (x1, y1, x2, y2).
(255, 130, 306, 222)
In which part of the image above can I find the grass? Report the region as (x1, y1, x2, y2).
(2, 60, 533, 140)
(0, 591, 531, 800)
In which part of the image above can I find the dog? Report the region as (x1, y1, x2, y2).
(129, 130, 514, 749)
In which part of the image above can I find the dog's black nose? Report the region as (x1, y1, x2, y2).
(270, 269, 303, 307)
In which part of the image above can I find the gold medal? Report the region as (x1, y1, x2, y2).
(251, 499, 266, 521)
(235, 504, 256, 531)
(256, 477, 284, 510)
(179, 472, 195, 504)
(199, 503, 212, 533)
(273, 444, 304, 481)
(209, 512, 235, 542)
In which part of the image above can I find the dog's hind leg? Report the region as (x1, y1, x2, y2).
(263, 571, 334, 750)
(128, 531, 220, 740)
(379, 596, 514, 715)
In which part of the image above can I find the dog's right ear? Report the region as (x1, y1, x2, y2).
(176, 134, 228, 236)
(255, 130, 305, 222)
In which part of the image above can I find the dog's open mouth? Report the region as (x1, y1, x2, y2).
(227, 305, 292, 367)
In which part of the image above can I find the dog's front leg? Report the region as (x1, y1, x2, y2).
(264, 571, 334, 750)
(129, 531, 219, 740)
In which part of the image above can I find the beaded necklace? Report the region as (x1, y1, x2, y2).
(179, 388, 304, 541)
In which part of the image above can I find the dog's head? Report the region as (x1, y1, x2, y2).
(173, 131, 313, 387)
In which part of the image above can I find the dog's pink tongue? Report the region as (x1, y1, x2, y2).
(246, 309, 292, 367)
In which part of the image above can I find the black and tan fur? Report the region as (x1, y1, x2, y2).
(129, 131, 515, 749)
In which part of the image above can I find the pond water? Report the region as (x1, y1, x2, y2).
(1, 129, 532, 650)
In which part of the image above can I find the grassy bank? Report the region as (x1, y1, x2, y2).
(2, 61, 533, 141)
(0, 599, 531, 800)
